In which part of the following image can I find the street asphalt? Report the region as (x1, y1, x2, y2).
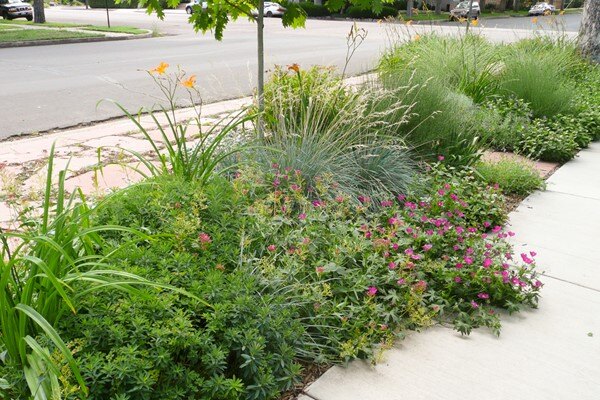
(0, 7, 582, 139)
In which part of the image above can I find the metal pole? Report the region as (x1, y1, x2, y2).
(257, 0, 264, 140)
(466, 0, 474, 33)
(105, 0, 111, 28)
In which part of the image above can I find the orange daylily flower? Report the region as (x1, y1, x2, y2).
(413, 34, 421, 41)
(151, 62, 169, 75)
(287, 63, 300, 73)
(471, 18, 479, 27)
(181, 74, 197, 88)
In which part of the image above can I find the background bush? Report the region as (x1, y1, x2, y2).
(345, 5, 398, 19)
(299, 2, 331, 16)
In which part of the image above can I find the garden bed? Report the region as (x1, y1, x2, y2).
(0, 32, 598, 400)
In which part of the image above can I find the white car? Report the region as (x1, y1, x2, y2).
(528, 2, 556, 16)
(185, 0, 207, 14)
(450, 1, 480, 20)
(251, 2, 286, 17)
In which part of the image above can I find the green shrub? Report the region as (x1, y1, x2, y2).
(346, 5, 398, 19)
(58, 176, 304, 400)
(484, 96, 532, 152)
(475, 158, 545, 196)
(299, 2, 331, 16)
(238, 163, 540, 358)
(520, 118, 580, 163)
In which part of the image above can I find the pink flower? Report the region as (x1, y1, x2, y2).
(483, 221, 491, 228)
(454, 276, 462, 283)
(437, 189, 445, 196)
(312, 200, 323, 207)
(471, 301, 479, 309)
(404, 247, 414, 255)
(389, 217, 400, 225)
(492, 225, 502, 233)
(397, 278, 406, 285)
(365, 231, 372, 239)
(298, 213, 307, 220)
(267, 244, 276, 252)
(533, 280, 543, 288)
(483, 258, 493, 268)
(455, 262, 464, 269)
(335, 195, 345, 203)
(508, 231, 515, 237)
(477, 292, 489, 299)
(466, 247, 474, 255)
(366, 286, 378, 297)
(521, 253, 534, 265)
(392, 243, 399, 251)
(397, 194, 406, 201)
(290, 184, 301, 191)
(198, 232, 212, 244)
(315, 266, 325, 274)
(358, 195, 371, 204)
(388, 261, 397, 270)
(411, 254, 422, 260)
(464, 257, 473, 265)
(530, 251, 537, 257)
(422, 244, 433, 252)
(438, 155, 445, 161)
(414, 280, 427, 291)
(381, 200, 393, 207)
(453, 245, 460, 251)
(406, 227, 413, 234)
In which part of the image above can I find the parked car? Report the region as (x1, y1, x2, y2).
(528, 2, 556, 16)
(251, 2, 286, 17)
(450, 1, 480, 20)
(185, 0, 207, 14)
(0, 0, 33, 21)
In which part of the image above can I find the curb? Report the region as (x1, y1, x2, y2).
(0, 31, 153, 48)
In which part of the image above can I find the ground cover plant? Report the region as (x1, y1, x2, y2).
(475, 158, 545, 196)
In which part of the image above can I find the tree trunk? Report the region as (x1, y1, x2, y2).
(407, 0, 414, 17)
(435, 0, 442, 14)
(480, 0, 486, 11)
(579, 0, 600, 63)
(33, 0, 45, 23)
(257, 0, 265, 139)
(513, 0, 520, 11)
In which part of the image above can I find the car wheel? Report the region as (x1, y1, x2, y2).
(2, 11, 9, 19)
(186, 6, 192, 14)
(266, 11, 273, 17)
(26, 15, 32, 21)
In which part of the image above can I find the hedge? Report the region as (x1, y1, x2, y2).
(346, 5, 398, 19)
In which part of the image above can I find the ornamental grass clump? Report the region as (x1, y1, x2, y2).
(254, 65, 417, 201)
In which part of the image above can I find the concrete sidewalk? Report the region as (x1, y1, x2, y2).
(300, 143, 600, 400)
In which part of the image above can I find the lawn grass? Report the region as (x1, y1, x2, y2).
(0, 20, 87, 28)
(0, 29, 102, 42)
(398, 11, 449, 21)
(0, 24, 23, 31)
(81, 26, 147, 35)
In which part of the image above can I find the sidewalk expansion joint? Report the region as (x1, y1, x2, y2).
(546, 189, 600, 202)
(541, 273, 600, 294)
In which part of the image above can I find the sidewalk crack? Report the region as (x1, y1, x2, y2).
(541, 273, 600, 293)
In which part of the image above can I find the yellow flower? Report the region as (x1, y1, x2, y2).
(531, 17, 538, 24)
(406, 19, 413, 26)
(151, 62, 169, 75)
(181, 74, 196, 88)
(413, 34, 421, 41)
(471, 18, 479, 27)
(559, 10, 565, 15)
(287, 63, 300, 73)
